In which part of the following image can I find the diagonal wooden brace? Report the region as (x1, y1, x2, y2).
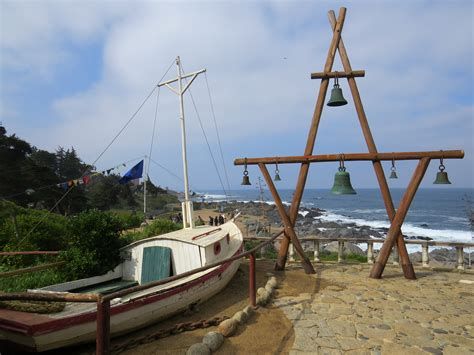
(259, 164, 315, 274)
(275, 7, 347, 271)
(328, 10, 416, 279)
(370, 158, 431, 278)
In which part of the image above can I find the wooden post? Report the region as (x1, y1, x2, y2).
(259, 163, 315, 273)
(96, 297, 110, 355)
(289, 243, 295, 262)
(276, 7, 347, 271)
(328, 10, 415, 280)
(249, 252, 256, 307)
(369, 158, 431, 279)
(367, 242, 374, 264)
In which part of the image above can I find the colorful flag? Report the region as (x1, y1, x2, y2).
(119, 160, 144, 184)
(83, 176, 91, 185)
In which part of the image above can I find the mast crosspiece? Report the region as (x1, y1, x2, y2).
(233, 7, 464, 279)
(158, 57, 206, 229)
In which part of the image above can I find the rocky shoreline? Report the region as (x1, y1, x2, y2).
(205, 201, 473, 266)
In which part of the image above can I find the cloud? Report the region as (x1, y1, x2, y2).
(1, 1, 472, 189)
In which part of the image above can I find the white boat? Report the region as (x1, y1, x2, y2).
(0, 221, 243, 351)
(0, 57, 243, 352)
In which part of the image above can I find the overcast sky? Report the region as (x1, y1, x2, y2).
(1, 0, 472, 194)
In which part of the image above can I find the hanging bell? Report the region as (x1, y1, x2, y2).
(327, 77, 348, 107)
(331, 167, 356, 195)
(389, 170, 398, 179)
(433, 163, 451, 184)
(241, 173, 251, 185)
(274, 162, 281, 181)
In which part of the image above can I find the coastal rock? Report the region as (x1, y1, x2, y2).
(202, 331, 224, 351)
(186, 343, 211, 355)
(322, 241, 364, 256)
(217, 319, 238, 337)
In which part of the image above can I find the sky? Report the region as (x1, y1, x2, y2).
(1, 0, 473, 195)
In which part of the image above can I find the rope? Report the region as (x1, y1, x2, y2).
(14, 59, 176, 248)
(205, 72, 231, 195)
(179, 64, 227, 199)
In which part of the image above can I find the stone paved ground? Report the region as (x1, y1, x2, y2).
(274, 264, 474, 355)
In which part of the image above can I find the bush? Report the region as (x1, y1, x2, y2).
(61, 210, 123, 279)
(0, 202, 68, 268)
(0, 267, 67, 293)
(120, 219, 181, 245)
(112, 210, 144, 230)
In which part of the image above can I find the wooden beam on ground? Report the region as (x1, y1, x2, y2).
(234, 150, 464, 166)
(311, 70, 365, 79)
(259, 163, 315, 274)
(328, 9, 416, 279)
(369, 158, 431, 279)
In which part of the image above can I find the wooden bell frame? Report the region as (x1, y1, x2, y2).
(234, 7, 464, 279)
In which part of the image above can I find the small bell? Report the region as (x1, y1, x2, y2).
(327, 76, 348, 107)
(241, 158, 251, 185)
(241, 174, 251, 185)
(433, 159, 451, 184)
(389, 158, 398, 179)
(331, 156, 356, 195)
(274, 162, 281, 181)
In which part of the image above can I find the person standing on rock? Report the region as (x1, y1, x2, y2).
(209, 216, 214, 226)
(214, 216, 219, 226)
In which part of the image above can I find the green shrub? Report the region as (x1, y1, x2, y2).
(142, 219, 180, 237)
(61, 210, 122, 279)
(112, 210, 144, 229)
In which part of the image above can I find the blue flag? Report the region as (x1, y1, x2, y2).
(119, 160, 144, 184)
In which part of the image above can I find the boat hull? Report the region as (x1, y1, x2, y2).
(0, 256, 241, 352)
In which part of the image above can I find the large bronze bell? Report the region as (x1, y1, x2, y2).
(389, 170, 398, 179)
(433, 160, 451, 184)
(327, 77, 348, 107)
(241, 173, 251, 185)
(274, 173, 281, 181)
(331, 167, 356, 195)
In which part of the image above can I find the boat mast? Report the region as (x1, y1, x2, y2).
(158, 57, 206, 229)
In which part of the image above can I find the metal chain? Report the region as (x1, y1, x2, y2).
(111, 316, 229, 353)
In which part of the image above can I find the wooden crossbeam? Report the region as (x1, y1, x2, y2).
(311, 70, 365, 79)
(234, 150, 464, 165)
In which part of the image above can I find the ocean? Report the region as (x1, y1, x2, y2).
(200, 188, 473, 244)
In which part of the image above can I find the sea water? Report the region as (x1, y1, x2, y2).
(201, 188, 473, 244)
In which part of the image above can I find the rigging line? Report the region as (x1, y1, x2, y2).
(148, 157, 183, 184)
(147, 87, 161, 179)
(16, 59, 176, 248)
(179, 64, 227, 199)
(204, 72, 231, 194)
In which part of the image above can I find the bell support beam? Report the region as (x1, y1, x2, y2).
(311, 70, 365, 79)
(328, 10, 414, 279)
(234, 150, 464, 165)
(273, 7, 348, 271)
(258, 163, 316, 274)
(369, 158, 431, 278)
